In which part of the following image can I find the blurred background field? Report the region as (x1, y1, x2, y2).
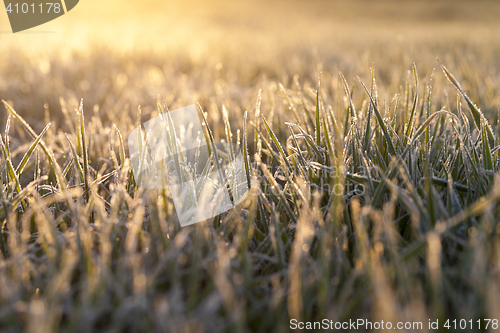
(2, 0, 500, 132)
(3, 1, 500, 332)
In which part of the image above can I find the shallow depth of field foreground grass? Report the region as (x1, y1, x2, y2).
(2, 1, 500, 332)
(3, 60, 500, 332)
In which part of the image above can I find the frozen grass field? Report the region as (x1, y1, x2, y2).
(2, 0, 500, 332)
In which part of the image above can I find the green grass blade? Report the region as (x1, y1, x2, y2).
(16, 123, 51, 176)
(66, 134, 85, 184)
(339, 72, 355, 138)
(0, 134, 25, 210)
(440, 62, 494, 143)
(243, 111, 251, 189)
(315, 81, 321, 146)
(358, 78, 397, 156)
(2, 100, 63, 188)
(262, 115, 292, 172)
(79, 99, 90, 200)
